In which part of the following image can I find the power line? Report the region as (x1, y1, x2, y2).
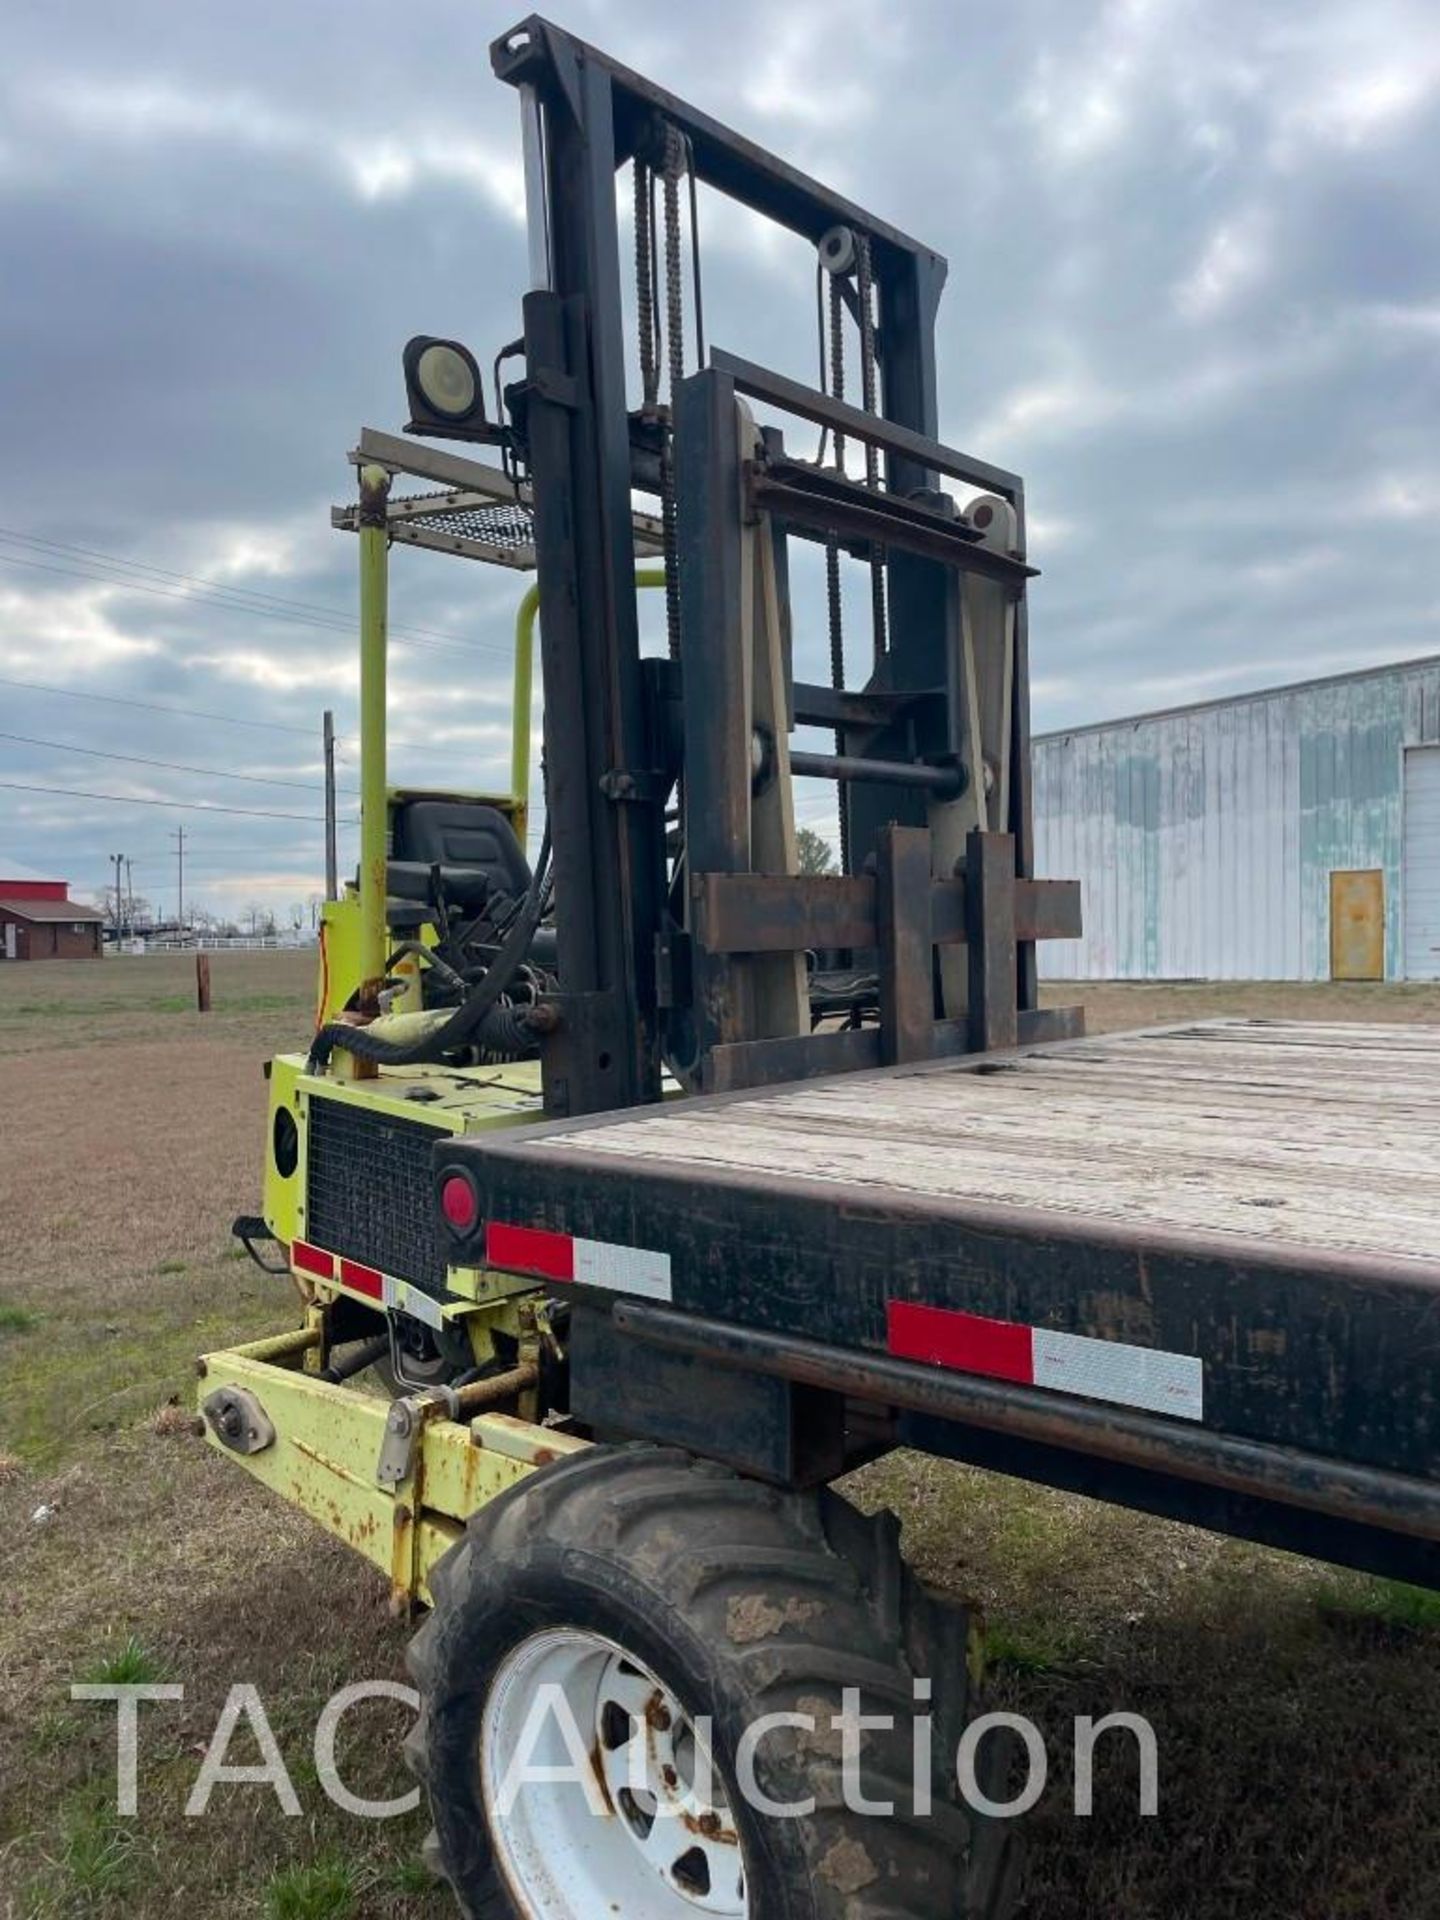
(0, 526, 356, 621)
(101, 845, 346, 866)
(0, 533, 511, 662)
(0, 672, 323, 737)
(0, 729, 360, 796)
(0, 548, 471, 658)
(0, 525, 485, 650)
(102, 858, 336, 879)
(0, 778, 350, 823)
(0, 522, 503, 656)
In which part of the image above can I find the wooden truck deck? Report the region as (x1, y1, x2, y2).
(445, 1021, 1440, 1583)
(514, 1020, 1440, 1267)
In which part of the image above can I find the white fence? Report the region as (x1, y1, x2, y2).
(108, 935, 316, 955)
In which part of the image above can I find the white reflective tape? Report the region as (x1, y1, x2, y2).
(573, 1236, 673, 1302)
(384, 1276, 445, 1331)
(1031, 1328, 1204, 1422)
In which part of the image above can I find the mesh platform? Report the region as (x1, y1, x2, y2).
(394, 490, 536, 563)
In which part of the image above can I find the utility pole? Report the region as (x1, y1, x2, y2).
(125, 858, 134, 934)
(112, 853, 125, 940)
(323, 709, 338, 901)
(172, 826, 186, 932)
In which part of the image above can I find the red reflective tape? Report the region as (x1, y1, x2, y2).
(887, 1301, 1035, 1385)
(339, 1258, 384, 1301)
(292, 1240, 335, 1281)
(487, 1221, 575, 1283)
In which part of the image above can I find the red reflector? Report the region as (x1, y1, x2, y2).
(887, 1301, 1034, 1384)
(441, 1173, 480, 1234)
(339, 1258, 384, 1301)
(292, 1240, 335, 1280)
(487, 1221, 575, 1283)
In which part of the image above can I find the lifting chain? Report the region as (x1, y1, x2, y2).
(856, 233, 888, 666)
(827, 269, 847, 474)
(825, 272, 850, 871)
(634, 158, 660, 415)
(660, 125, 688, 663)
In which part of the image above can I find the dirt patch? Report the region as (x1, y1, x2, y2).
(725, 1592, 824, 1645)
(817, 1834, 879, 1894)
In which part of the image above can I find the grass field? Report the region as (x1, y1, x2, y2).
(1, 953, 1438, 1918)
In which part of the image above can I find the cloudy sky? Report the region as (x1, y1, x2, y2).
(1, 0, 1436, 919)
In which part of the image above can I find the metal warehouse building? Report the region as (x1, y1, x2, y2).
(1033, 653, 1440, 983)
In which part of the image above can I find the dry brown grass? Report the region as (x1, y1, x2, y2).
(1043, 974, 1440, 1034)
(146, 1402, 198, 1439)
(1, 957, 1437, 1918)
(0, 954, 438, 1919)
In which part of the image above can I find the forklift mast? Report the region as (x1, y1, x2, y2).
(487, 18, 1079, 1118)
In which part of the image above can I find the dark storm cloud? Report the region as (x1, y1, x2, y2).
(1, 0, 1437, 909)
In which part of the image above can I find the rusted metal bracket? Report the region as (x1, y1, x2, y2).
(877, 823, 933, 1066)
(377, 1394, 437, 1490)
(690, 868, 1080, 954)
(965, 828, 1019, 1053)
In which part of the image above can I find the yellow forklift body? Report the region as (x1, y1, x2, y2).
(197, 1328, 588, 1607)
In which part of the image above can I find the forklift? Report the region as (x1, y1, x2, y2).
(205, 18, 1440, 1919)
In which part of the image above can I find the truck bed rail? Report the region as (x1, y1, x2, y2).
(443, 1021, 1440, 1583)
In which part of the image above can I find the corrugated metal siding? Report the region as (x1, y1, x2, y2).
(1035, 658, 1440, 980)
(1403, 748, 1440, 980)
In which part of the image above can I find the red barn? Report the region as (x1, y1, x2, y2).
(0, 861, 105, 961)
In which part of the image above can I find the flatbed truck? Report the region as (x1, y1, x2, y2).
(201, 20, 1440, 1918)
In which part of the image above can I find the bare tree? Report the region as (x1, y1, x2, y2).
(795, 828, 837, 875)
(92, 889, 154, 931)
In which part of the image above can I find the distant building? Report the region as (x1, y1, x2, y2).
(1034, 653, 1440, 983)
(0, 861, 105, 961)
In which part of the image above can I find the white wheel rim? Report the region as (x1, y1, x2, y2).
(480, 1627, 749, 1919)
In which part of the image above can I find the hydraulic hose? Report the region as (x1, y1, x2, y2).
(309, 823, 553, 1074)
(325, 998, 543, 1070)
(385, 940, 467, 997)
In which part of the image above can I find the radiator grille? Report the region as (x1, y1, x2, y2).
(305, 1097, 450, 1297)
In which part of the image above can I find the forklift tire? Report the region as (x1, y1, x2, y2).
(406, 1446, 1020, 1920)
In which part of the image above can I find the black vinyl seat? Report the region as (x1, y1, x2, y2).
(384, 866, 492, 912)
(383, 800, 558, 969)
(387, 801, 531, 913)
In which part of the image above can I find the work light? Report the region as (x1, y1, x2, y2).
(403, 335, 489, 437)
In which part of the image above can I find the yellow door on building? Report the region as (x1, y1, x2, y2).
(1330, 869, 1385, 981)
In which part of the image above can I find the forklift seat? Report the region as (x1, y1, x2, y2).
(387, 800, 531, 913)
(384, 801, 559, 971)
